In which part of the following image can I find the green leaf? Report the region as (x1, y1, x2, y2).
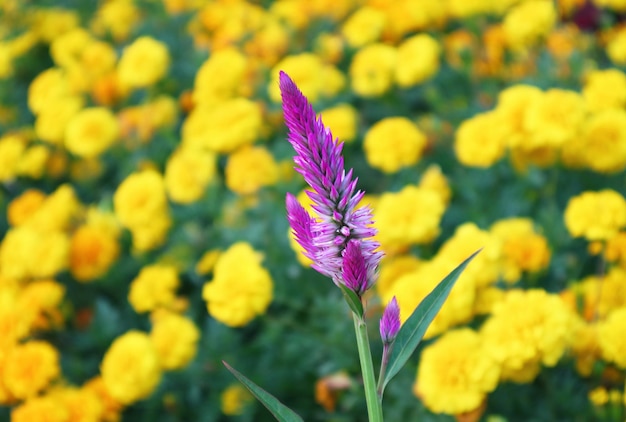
(222, 361, 304, 422)
(338, 283, 364, 317)
(381, 249, 481, 394)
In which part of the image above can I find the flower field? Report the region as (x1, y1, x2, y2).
(1, 0, 626, 420)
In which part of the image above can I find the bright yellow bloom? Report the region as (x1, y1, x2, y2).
(165, 147, 217, 204)
(481, 289, 574, 382)
(221, 384, 252, 415)
(34, 95, 83, 145)
(579, 109, 626, 173)
(0, 135, 26, 182)
(225, 145, 280, 195)
(93, 0, 140, 42)
(375, 254, 421, 299)
(65, 107, 119, 158)
(607, 27, 626, 65)
(455, 111, 507, 168)
(598, 307, 626, 368)
(7, 189, 46, 227)
(349, 43, 397, 97)
(101, 331, 162, 404)
(418, 164, 451, 206)
(2, 341, 60, 399)
(193, 47, 248, 107)
(395, 33, 440, 87)
(182, 98, 262, 153)
(48, 385, 105, 422)
(364, 117, 427, 173)
(503, 0, 557, 50)
(573, 267, 626, 321)
(20, 184, 81, 233)
(340, 7, 386, 48)
(582, 68, 626, 112)
(415, 328, 500, 415)
(117, 36, 170, 89)
(128, 265, 180, 313)
(11, 395, 69, 422)
(202, 242, 273, 327)
(28, 68, 71, 116)
(150, 311, 200, 370)
(564, 189, 626, 241)
(319, 103, 358, 143)
(70, 223, 120, 282)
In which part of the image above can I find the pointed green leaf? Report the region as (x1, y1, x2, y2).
(381, 249, 481, 393)
(223, 361, 304, 422)
(338, 283, 364, 317)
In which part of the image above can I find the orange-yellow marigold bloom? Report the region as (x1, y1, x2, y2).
(2, 341, 60, 399)
(564, 189, 626, 241)
(65, 107, 119, 158)
(117, 36, 169, 89)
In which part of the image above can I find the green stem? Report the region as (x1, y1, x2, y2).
(352, 313, 384, 422)
(376, 342, 392, 399)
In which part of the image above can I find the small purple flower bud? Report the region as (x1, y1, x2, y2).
(342, 240, 369, 296)
(380, 297, 400, 344)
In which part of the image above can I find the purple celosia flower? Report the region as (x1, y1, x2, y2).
(280, 71, 382, 292)
(380, 297, 400, 344)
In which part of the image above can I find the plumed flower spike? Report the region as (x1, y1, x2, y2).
(380, 297, 401, 344)
(280, 71, 382, 289)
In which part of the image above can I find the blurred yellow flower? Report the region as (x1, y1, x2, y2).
(221, 384, 252, 416)
(65, 107, 119, 158)
(2, 341, 60, 400)
(11, 395, 69, 422)
(0, 135, 26, 182)
(564, 189, 626, 241)
(117, 36, 170, 89)
(16, 144, 50, 179)
(225, 145, 279, 195)
(582, 68, 626, 112)
(193, 47, 249, 107)
(7, 189, 46, 227)
(481, 289, 574, 382)
(415, 328, 500, 415)
(34, 95, 83, 145)
(48, 385, 104, 422)
(92, 0, 140, 42)
(349, 43, 397, 97)
(598, 307, 626, 368)
(128, 265, 180, 314)
(607, 27, 626, 65)
(19, 279, 65, 331)
(579, 109, 626, 173)
(70, 224, 120, 282)
(30, 8, 80, 43)
(395, 33, 440, 87)
(28, 68, 71, 115)
(341, 7, 386, 48)
(454, 111, 507, 168)
(375, 254, 421, 299)
(150, 311, 200, 370)
(19, 184, 81, 233)
(364, 117, 427, 173)
(101, 330, 162, 404)
(182, 98, 262, 153)
(165, 147, 216, 204)
(319, 103, 358, 143)
(202, 242, 273, 327)
(418, 164, 451, 206)
(503, 0, 557, 50)
(374, 185, 445, 254)
(49, 27, 92, 68)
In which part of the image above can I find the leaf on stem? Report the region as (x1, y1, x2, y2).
(338, 283, 364, 317)
(380, 249, 481, 394)
(222, 361, 304, 422)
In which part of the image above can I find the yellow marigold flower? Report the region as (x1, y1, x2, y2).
(418, 164, 451, 206)
(0, 134, 26, 182)
(182, 98, 262, 153)
(11, 395, 69, 422)
(575, 268, 626, 321)
(20, 184, 81, 233)
(81, 40, 117, 81)
(35, 95, 83, 145)
(364, 117, 427, 174)
(48, 385, 105, 422)
(243, 19, 290, 67)
(395, 33, 440, 87)
(313, 33, 345, 64)
(28, 68, 71, 116)
(582, 68, 626, 112)
(437, 222, 502, 289)
(225, 145, 280, 195)
(83, 376, 123, 422)
(193, 47, 249, 107)
(2, 341, 60, 399)
(70, 224, 119, 282)
(384, 257, 476, 338)
(117, 36, 169, 89)
(607, 27, 626, 65)
(165, 147, 217, 204)
(340, 7, 386, 48)
(318, 103, 358, 143)
(523, 88, 586, 149)
(598, 307, 626, 368)
(595, 0, 626, 11)
(269, 53, 345, 103)
(50, 27, 92, 68)
(30, 8, 80, 43)
(150, 311, 200, 370)
(605, 231, 626, 266)
(93, 0, 140, 41)
(114, 168, 170, 230)
(65, 107, 119, 158)
(569, 316, 600, 376)
(19, 279, 65, 331)
(195, 249, 222, 275)
(454, 111, 508, 168)
(128, 265, 180, 314)
(415, 328, 500, 415)
(374, 185, 445, 255)
(375, 254, 421, 300)
(490, 218, 551, 283)
(579, 109, 626, 173)
(129, 215, 172, 253)
(0, 228, 69, 280)
(101, 330, 162, 404)
(349, 43, 397, 97)
(564, 189, 626, 241)
(202, 242, 273, 327)
(0, 283, 35, 348)
(7, 189, 46, 227)
(446, 0, 492, 18)
(481, 289, 574, 382)
(495, 84, 544, 147)
(589, 386, 609, 407)
(221, 384, 252, 416)
(16, 144, 50, 179)
(503, 0, 557, 50)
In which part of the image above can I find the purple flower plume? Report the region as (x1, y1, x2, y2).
(380, 297, 400, 344)
(280, 71, 382, 292)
